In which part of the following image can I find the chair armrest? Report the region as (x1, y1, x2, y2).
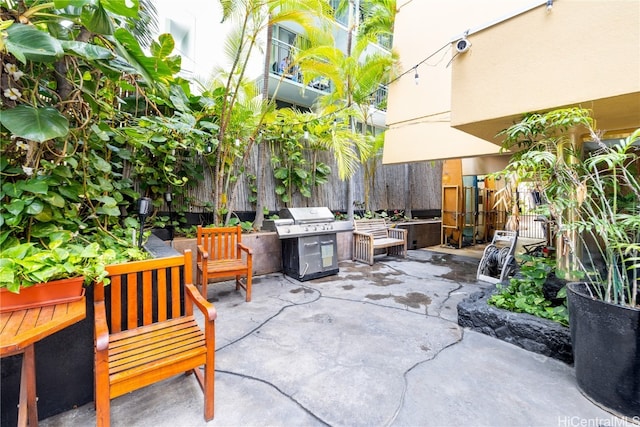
(353, 230, 374, 238)
(388, 228, 407, 240)
(237, 242, 253, 255)
(94, 301, 110, 352)
(185, 283, 217, 322)
(197, 244, 209, 260)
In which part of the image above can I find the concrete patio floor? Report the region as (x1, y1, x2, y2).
(40, 249, 631, 427)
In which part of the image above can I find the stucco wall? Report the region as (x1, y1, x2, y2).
(383, 0, 533, 163)
(450, 0, 640, 140)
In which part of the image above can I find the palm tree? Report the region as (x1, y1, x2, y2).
(358, 0, 396, 43)
(204, 0, 332, 225)
(357, 0, 397, 213)
(253, 0, 334, 228)
(296, 5, 398, 218)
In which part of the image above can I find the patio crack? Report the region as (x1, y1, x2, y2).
(383, 329, 466, 427)
(213, 282, 331, 424)
(332, 259, 467, 322)
(216, 282, 322, 352)
(216, 370, 331, 426)
(216, 272, 467, 427)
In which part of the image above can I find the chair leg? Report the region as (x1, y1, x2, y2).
(235, 275, 241, 291)
(95, 370, 110, 427)
(245, 274, 252, 302)
(201, 279, 208, 300)
(204, 361, 214, 421)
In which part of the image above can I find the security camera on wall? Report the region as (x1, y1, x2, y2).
(456, 38, 471, 53)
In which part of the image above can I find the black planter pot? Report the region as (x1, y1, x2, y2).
(567, 282, 640, 419)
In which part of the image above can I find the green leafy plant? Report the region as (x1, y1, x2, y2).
(0, 1, 187, 290)
(389, 210, 407, 221)
(333, 211, 348, 221)
(489, 256, 568, 326)
(266, 110, 331, 204)
(499, 108, 639, 308)
(0, 242, 111, 293)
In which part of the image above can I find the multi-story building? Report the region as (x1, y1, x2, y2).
(150, 1, 423, 215)
(383, 0, 640, 245)
(384, 0, 639, 168)
(153, 0, 390, 130)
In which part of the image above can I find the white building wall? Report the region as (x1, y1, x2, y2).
(153, 0, 265, 85)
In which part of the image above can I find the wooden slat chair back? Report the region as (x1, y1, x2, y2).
(94, 250, 216, 427)
(196, 225, 253, 302)
(353, 218, 408, 265)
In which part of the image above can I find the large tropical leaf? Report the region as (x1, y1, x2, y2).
(112, 28, 173, 86)
(101, 0, 139, 18)
(81, 2, 115, 34)
(0, 106, 69, 142)
(61, 40, 114, 60)
(53, 0, 94, 7)
(5, 24, 64, 63)
(150, 33, 175, 59)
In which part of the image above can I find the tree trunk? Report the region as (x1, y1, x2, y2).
(254, 22, 273, 230)
(556, 127, 583, 280)
(345, 0, 358, 220)
(404, 163, 412, 218)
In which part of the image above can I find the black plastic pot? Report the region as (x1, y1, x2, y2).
(567, 282, 640, 419)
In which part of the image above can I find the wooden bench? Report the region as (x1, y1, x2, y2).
(94, 250, 216, 427)
(353, 218, 407, 265)
(196, 225, 253, 302)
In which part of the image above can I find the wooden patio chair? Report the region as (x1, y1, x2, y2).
(94, 250, 216, 427)
(196, 225, 253, 302)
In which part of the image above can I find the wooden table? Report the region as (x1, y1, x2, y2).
(1, 298, 86, 427)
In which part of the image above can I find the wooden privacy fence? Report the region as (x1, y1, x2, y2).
(160, 150, 444, 216)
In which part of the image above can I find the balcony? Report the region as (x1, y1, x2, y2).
(372, 84, 387, 111)
(264, 38, 332, 108)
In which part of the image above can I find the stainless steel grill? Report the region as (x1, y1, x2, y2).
(264, 207, 352, 281)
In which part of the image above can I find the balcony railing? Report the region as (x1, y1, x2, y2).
(330, 0, 349, 26)
(372, 84, 387, 111)
(270, 38, 332, 94)
(376, 33, 393, 50)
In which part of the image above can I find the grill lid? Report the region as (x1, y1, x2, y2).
(279, 207, 334, 224)
(265, 207, 352, 238)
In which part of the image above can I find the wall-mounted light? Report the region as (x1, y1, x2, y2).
(414, 67, 420, 85)
(204, 142, 213, 153)
(546, 0, 553, 12)
(304, 130, 309, 140)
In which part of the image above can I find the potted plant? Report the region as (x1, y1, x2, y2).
(499, 108, 639, 419)
(0, 242, 103, 312)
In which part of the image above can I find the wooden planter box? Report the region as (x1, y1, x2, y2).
(0, 277, 85, 313)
